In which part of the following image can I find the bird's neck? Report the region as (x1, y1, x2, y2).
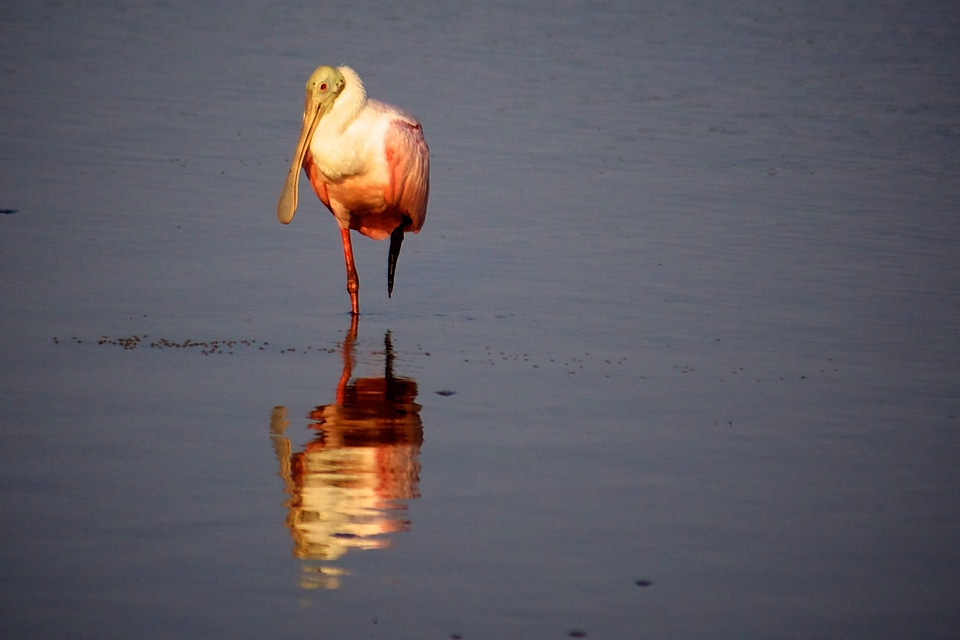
(327, 66, 367, 133)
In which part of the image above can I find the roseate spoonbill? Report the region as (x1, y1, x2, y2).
(277, 65, 430, 315)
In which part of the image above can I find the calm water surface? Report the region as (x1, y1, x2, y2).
(1, 1, 958, 638)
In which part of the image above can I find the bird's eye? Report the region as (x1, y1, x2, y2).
(319, 83, 328, 91)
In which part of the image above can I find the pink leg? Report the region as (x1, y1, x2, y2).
(340, 228, 360, 315)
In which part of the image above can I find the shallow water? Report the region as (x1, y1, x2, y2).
(2, 1, 959, 638)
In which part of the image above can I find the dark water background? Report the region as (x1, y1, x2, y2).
(2, 1, 958, 638)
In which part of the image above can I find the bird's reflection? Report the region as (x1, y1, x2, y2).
(270, 317, 422, 589)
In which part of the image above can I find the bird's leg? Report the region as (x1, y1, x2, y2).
(340, 227, 360, 315)
(387, 220, 406, 298)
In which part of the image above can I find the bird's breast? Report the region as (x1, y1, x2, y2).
(308, 109, 390, 180)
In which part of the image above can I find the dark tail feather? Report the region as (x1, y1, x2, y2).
(388, 222, 405, 298)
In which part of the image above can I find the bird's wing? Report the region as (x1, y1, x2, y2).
(384, 116, 430, 233)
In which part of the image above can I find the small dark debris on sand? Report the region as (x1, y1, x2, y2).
(53, 334, 338, 356)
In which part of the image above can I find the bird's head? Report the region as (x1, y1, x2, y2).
(277, 66, 346, 224)
(303, 65, 346, 121)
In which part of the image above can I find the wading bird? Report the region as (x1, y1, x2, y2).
(277, 65, 430, 315)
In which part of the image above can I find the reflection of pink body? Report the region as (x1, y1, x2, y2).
(270, 321, 422, 587)
(277, 65, 430, 315)
(307, 374, 422, 505)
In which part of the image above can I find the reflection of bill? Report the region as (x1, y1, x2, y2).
(270, 319, 422, 589)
